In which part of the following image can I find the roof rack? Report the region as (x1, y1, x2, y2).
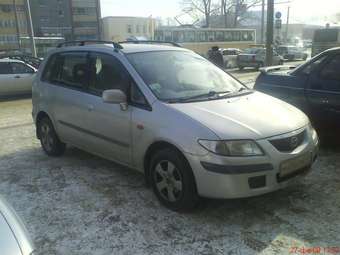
(119, 40, 182, 48)
(57, 40, 123, 49)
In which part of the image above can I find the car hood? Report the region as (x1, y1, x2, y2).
(169, 91, 308, 140)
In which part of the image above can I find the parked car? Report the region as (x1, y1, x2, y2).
(221, 48, 242, 68)
(0, 59, 37, 97)
(0, 55, 42, 69)
(276, 45, 308, 61)
(32, 41, 319, 211)
(237, 48, 284, 70)
(255, 47, 340, 124)
(0, 196, 35, 255)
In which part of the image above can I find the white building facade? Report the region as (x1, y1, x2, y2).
(102, 16, 156, 42)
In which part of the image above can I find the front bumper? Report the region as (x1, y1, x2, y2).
(186, 127, 319, 199)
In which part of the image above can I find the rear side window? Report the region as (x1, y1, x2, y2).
(0, 62, 12, 74)
(49, 52, 89, 90)
(41, 54, 58, 81)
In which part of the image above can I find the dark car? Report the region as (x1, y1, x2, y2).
(276, 45, 308, 61)
(255, 47, 340, 124)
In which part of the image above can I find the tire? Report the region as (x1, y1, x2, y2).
(37, 117, 66, 156)
(256, 62, 264, 70)
(150, 148, 199, 211)
(303, 55, 307, 60)
(238, 66, 244, 70)
(279, 60, 284, 65)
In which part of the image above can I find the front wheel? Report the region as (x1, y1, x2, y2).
(150, 148, 199, 211)
(37, 117, 66, 156)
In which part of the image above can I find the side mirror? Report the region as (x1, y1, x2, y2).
(103, 89, 127, 103)
(102, 89, 128, 110)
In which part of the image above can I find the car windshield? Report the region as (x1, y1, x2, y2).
(127, 51, 244, 102)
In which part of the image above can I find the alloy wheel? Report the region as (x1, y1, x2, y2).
(153, 160, 183, 202)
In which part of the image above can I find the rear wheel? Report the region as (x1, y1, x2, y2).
(150, 148, 199, 211)
(238, 66, 244, 70)
(37, 117, 66, 156)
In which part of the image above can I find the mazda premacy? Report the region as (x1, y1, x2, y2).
(32, 41, 319, 211)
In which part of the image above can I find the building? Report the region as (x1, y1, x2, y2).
(71, 0, 101, 40)
(102, 16, 156, 42)
(30, 0, 101, 40)
(0, 0, 28, 52)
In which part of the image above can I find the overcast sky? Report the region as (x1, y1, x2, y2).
(100, 0, 340, 25)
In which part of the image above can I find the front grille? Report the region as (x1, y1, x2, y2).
(269, 130, 306, 152)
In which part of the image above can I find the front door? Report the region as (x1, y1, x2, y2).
(9, 62, 36, 93)
(306, 54, 340, 122)
(0, 62, 14, 96)
(83, 52, 132, 164)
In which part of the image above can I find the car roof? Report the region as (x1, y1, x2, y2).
(324, 46, 340, 53)
(54, 43, 190, 54)
(0, 58, 26, 63)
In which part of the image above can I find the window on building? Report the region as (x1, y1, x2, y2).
(136, 25, 140, 33)
(143, 25, 147, 34)
(127, 24, 132, 33)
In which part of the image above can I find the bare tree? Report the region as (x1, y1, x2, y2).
(182, 0, 219, 27)
(220, 0, 261, 28)
(233, 0, 262, 27)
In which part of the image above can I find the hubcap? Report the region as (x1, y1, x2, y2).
(153, 160, 183, 202)
(40, 123, 54, 151)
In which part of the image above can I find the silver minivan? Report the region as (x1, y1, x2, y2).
(32, 41, 319, 211)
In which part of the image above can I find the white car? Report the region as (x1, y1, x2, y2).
(0, 196, 35, 255)
(33, 41, 319, 211)
(0, 59, 37, 97)
(221, 48, 242, 68)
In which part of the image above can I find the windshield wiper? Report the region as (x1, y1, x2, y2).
(169, 90, 231, 103)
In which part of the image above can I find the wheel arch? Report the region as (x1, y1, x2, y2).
(143, 141, 196, 188)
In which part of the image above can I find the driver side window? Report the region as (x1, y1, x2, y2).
(320, 54, 340, 82)
(11, 62, 34, 74)
(301, 55, 327, 75)
(88, 53, 129, 96)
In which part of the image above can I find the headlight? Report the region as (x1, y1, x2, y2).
(309, 123, 319, 145)
(198, 140, 264, 156)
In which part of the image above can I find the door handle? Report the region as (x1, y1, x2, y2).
(87, 104, 94, 111)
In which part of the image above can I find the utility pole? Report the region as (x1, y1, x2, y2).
(25, 0, 37, 57)
(13, 0, 21, 50)
(261, 0, 265, 44)
(285, 6, 290, 43)
(265, 0, 274, 66)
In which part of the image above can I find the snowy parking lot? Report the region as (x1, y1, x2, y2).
(0, 97, 339, 255)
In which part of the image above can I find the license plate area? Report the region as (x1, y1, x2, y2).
(279, 153, 312, 179)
